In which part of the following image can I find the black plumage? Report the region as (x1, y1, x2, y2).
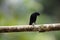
(29, 12, 40, 25)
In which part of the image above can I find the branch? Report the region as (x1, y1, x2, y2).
(0, 23, 60, 33)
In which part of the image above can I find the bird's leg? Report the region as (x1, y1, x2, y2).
(32, 23, 37, 31)
(32, 23, 34, 27)
(32, 23, 36, 27)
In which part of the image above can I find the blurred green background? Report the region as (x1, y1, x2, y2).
(0, 0, 60, 40)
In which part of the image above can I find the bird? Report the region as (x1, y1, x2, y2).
(29, 12, 40, 25)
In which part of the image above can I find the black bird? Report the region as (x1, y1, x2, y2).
(29, 12, 40, 25)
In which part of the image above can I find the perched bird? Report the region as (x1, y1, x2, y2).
(29, 12, 40, 25)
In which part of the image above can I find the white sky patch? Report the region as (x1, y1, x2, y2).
(4, 0, 24, 9)
(6, 0, 23, 5)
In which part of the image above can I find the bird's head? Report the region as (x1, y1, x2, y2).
(34, 12, 40, 16)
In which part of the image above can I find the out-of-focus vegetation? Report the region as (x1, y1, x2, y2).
(0, 0, 60, 40)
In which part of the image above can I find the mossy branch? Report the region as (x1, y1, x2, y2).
(0, 23, 60, 33)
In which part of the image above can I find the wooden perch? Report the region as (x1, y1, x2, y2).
(0, 23, 60, 33)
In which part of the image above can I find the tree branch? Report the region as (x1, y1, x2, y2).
(0, 23, 60, 33)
